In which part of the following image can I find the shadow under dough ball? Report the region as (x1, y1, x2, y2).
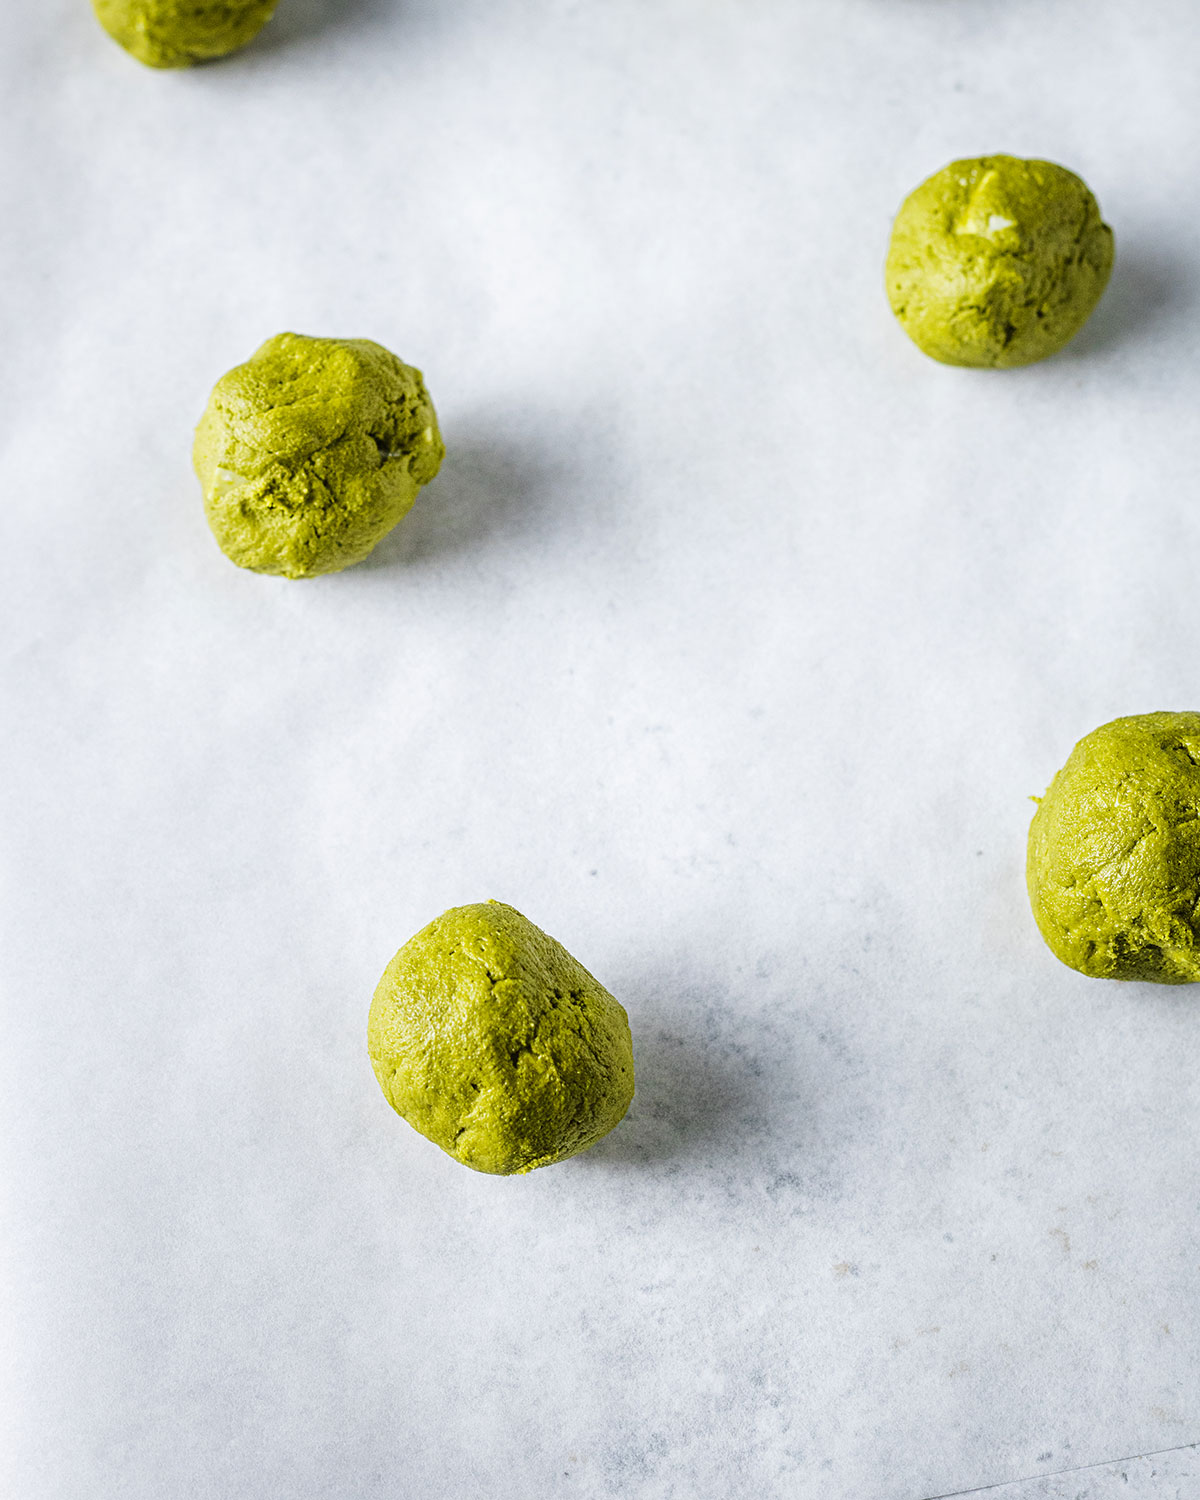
(368, 902, 636, 1175)
(886, 155, 1114, 368)
(1028, 712, 1200, 983)
(194, 332, 444, 578)
(92, 0, 279, 67)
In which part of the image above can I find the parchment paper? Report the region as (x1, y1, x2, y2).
(3, 3, 1199, 1496)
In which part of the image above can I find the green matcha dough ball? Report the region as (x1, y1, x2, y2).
(886, 155, 1114, 368)
(194, 332, 443, 578)
(1028, 712, 1200, 983)
(368, 901, 636, 1175)
(92, 0, 278, 68)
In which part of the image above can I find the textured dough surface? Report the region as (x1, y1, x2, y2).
(92, 0, 278, 68)
(1028, 712, 1200, 983)
(193, 332, 443, 578)
(886, 154, 1114, 368)
(368, 902, 636, 1175)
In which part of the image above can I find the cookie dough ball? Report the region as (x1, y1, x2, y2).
(194, 333, 443, 578)
(886, 155, 1114, 368)
(92, 0, 278, 68)
(1028, 713, 1200, 983)
(368, 902, 636, 1174)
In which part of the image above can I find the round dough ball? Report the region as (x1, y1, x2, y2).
(368, 901, 636, 1175)
(193, 332, 443, 578)
(92, 0, 278, 68)
(1028, 712, 1200, 983)
(886, 155, 1114, 368)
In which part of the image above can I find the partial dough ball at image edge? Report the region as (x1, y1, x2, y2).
(193, 333, 444, 579)
(92, 0, 279, 68)
(1027, 712, 1200, 984)
(886, 154, 1114, 368)
(368, 902, 636, 1175)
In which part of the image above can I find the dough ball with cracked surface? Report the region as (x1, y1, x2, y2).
(92, 0, 278, 68)
(368, 901, 636, 1175)
(194, 333, 443, 578)
(886, 155, 1114, 368)
(1028, 713, 1200, 983)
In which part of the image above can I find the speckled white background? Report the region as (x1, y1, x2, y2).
(2, 3, 1199, 1497)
